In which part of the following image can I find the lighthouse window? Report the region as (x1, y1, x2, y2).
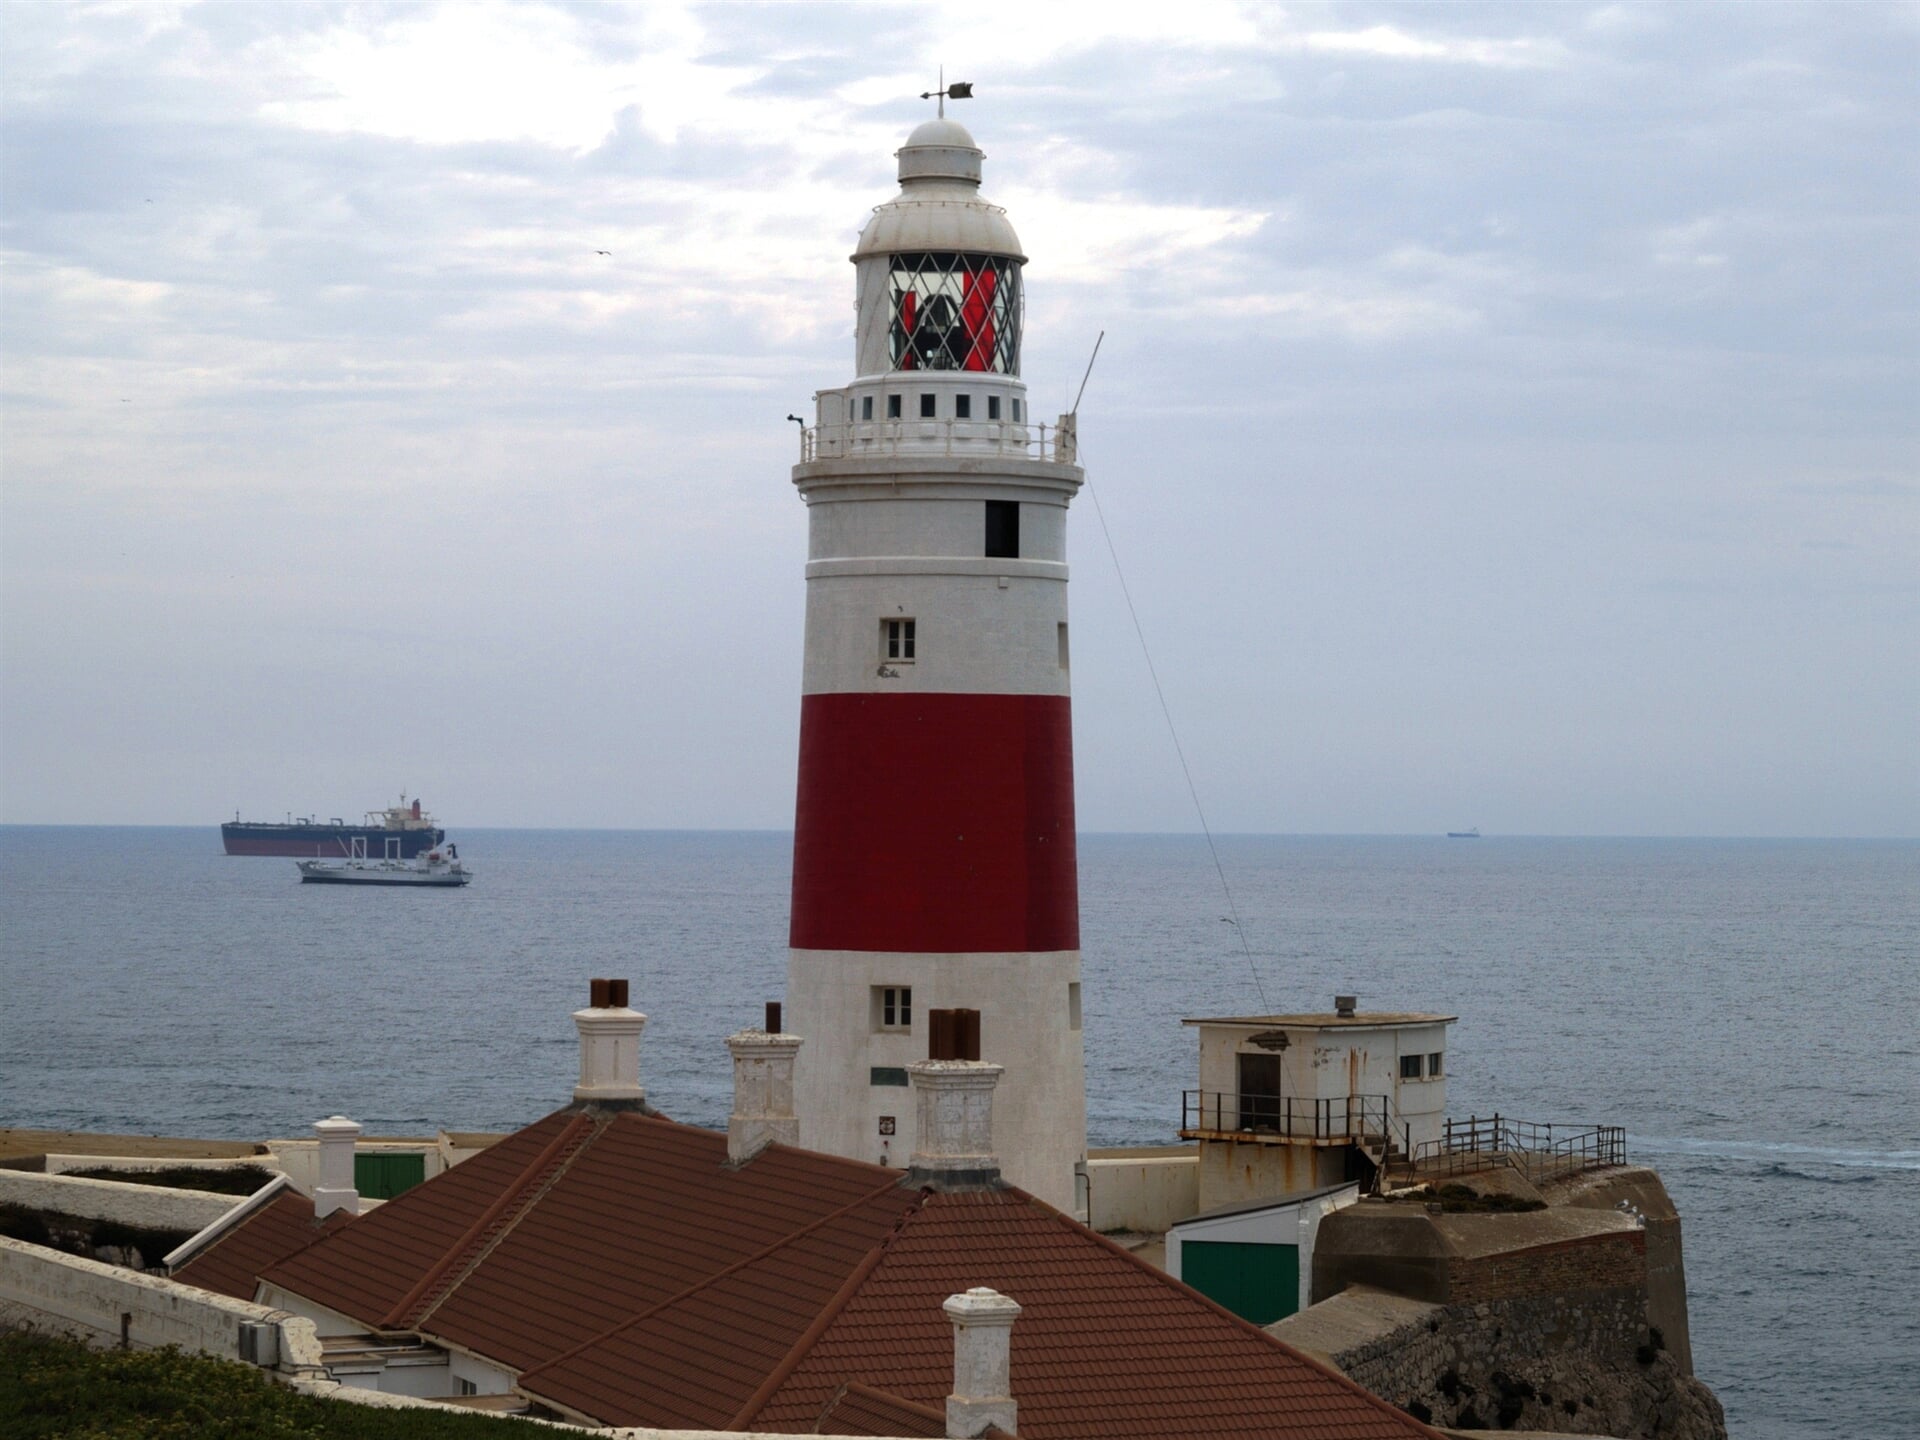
(984, 500, 1020, 559)
(1429, 1052, 1444, 1077)
(884, 618, 916, 662)
(987, 396, 1001, 420)
(889, 251, 1023, 374)
(1400, 1054, 1424, 1080)
(862, 395, 874, 421)
(919, 393, 936, 418)
(887, 394, 902, 419)
(955, 394, 971, 419)
(873, 986, 913, 1031)
(1012, 398, 1023, 422)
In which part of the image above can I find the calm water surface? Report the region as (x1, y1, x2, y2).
(2, 828, 1914, 1438)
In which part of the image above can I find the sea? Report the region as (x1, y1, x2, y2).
(1, 827, 1914, 1437)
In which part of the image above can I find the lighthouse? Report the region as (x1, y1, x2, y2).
(786, 112, 1086, 1212)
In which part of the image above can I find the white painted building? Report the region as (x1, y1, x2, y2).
(1166, 1181, 1362, 1325)
(1181, 1000, 1456, 1210)
(785, 114, 1087, 1212)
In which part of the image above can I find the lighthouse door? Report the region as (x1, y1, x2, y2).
(1237, 1053, 1281, 1133)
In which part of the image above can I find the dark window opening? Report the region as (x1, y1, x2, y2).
(1400, 1054, 1424, 1080)
(919, 393, 936, 418)
(985, 500, 1020, 559)
(1012, 398, 1023, 422)
(955, 394, 971, 419)
(1238, 1052, 1281, 1132)
(884, 618, 916, 661)
(862, 395, 874, 420)
(987, 395, 1001, 420)
(887, 394, 901, 419)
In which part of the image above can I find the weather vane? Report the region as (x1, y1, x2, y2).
(919, 67, 973, 118)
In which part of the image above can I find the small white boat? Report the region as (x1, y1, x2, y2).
(297, 844, 472, 888)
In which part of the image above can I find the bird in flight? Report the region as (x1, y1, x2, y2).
(595, 249, 612, 256)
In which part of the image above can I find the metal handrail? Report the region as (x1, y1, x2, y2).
(799, 417, 1071, 464)
(1181, 1090, 1392, 1143)
(1409, 1112, 1626, 1181)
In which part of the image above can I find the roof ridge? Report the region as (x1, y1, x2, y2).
(1030, 1196, 1448, 1439)
(723, 1187, 934, 1431)
(380, 1111, 599, 1330)
(516, 1172, 920, 1390)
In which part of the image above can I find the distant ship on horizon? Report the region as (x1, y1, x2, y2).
(1447, 827, 1482, 839)
(221, 795, 446, 858)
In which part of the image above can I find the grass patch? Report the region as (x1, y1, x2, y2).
(0, 1329, 542, 1437)
(1386, 1183, 1547, 1213)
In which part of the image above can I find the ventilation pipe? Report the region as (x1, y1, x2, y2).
(726, 1001, 802, 1165)
(944, 1286, 1022, 1438)
(1335, 994, 1357, 1018)
(573, 978, 646, 1106)
(312, 1115, 361, 1218)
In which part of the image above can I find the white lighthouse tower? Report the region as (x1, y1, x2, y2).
(786, 113, 1086, 1212)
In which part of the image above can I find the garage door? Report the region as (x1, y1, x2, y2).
(1180, 1239, 1300, 1324)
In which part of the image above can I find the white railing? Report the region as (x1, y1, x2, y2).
(799, 417, 1075, 465)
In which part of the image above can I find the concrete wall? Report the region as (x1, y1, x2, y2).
(0, 1169, 240, 1232)
(1198, 1136, 1350, 1212)
(1085, 1151, 1198, 1233)
(0, 1235, 323, 1372)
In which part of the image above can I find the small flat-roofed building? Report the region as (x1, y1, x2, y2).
(1182, 998, 1456, 1211)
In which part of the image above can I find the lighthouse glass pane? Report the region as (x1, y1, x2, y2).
(889, 252, 1023, 374)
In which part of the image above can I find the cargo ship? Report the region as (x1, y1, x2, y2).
(222, 796, 446, 859)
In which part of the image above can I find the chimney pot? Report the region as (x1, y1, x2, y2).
(928, 1008, 981, 1062)
(765, 1000, 782, 1033)
(573, 982, 646, 1106)
(1335, 994, 1357, 1017)
(907, 1058, 1003, 1188)
(312, 1115, 362, 1218)
(944, 1286, 1021, 1438)
(726, 1023, 803, 1165)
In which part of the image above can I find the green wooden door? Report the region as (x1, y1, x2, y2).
(354, 1152, 426, 1200)
(1180, 1239, 1300, 1324)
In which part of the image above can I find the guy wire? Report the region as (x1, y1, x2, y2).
(1071, 406, 1271, 1011)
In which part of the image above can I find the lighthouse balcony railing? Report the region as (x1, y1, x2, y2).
(800, 418, 1074, 465)
(1180, 1090, 1391, 1146)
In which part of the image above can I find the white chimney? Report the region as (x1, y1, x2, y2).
(727, 1001, 802, 1165)
(907, 1059, 1004, 1186)
(312, 1115, 361, 1219)
(574, 978, 646, 1106)
(944, 1287, 1022, 1438)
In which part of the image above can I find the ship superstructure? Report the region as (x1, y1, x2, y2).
(221, 796, 445, 858)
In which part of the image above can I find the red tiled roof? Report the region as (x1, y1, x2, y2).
(736, 1189, 1438, 1440)
(171, 1187, 350, 1301)
(811, 1380, 952, 1437)
(262, 1107, 1437, 1439)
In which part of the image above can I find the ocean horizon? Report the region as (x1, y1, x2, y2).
(3, 826, 1915, 1437)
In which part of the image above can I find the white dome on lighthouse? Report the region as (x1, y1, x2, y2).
(853, 118, 1024, 262)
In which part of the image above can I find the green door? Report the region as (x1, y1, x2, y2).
(354, 1152, 426, 1200)
(1180, 1239, 1300, 1324)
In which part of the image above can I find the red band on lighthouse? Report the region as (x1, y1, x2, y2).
(790, 692, 1079, 954)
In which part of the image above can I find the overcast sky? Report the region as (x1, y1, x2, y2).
(1, 2, 1914, 836)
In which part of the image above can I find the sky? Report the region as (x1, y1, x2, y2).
(1, 1, 1914, 836)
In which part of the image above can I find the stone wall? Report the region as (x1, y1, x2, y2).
(1448, 1229, 1646, 1303)
(1272, 1282, 1725, 1439)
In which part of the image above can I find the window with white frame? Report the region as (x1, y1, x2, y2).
(873, 985, 913, 1031)
(1399, 1054, 1423, 1080)
(883, 618, 916, 662)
